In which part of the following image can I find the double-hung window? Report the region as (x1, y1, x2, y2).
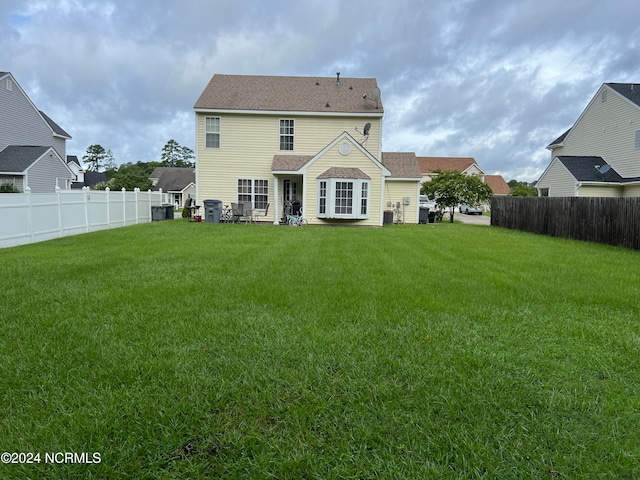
(280, 119, 294, 151)
(317, 178, 370, 220)
(238, 179, 269, 209)
(205, 117, 220, 148)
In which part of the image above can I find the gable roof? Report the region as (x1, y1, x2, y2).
(416, 156, 482, 174)
(194, 74, 383, 115)
(0, 145, 52, 173)
(317, 167, 371, 180)
(153, 168, 195, 192)
(555, 156, 626, 182)
(607, 83, 640, 108)
(547, 83, 640, 149)
(67, 155, 81, 167)
(381, 152, 422, 179)
(484, 174, 511, 195)
(39, 110, 71, 139)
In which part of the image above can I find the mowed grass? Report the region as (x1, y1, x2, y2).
(1, 220, 639, 479)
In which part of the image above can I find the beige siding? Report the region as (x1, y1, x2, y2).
(558, 86, 640, 178)
(196, 112, 381, 223)
(577, 184, 623, 197)
(305, 142, 384, 226)
(622, 184, 640, 197)
(384, 180, 419, 224)
(536, 159, 577, 197)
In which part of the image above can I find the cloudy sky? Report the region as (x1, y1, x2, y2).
(2, 0, 639, 182)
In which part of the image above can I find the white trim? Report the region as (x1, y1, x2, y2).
(302, 132, 391, 177)
(194, 108, 383, 118)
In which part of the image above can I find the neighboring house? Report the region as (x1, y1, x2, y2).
(194, 73, 421, 225)
(67, 155, 107, 189)
(417, 156, 508, 197)
(538, 82, 640, 197)
(0, 145, 74, 192)
(0, 71, 73, 192)
(150, 167, 196, 207)
(416, 157, 485, 184)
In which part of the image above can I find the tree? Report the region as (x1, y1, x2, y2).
(421, 170, 493, 223)
(161, 139, 195, 168)
(510, 183, 538, 197)
(83, 144, 108, 172)
(92, 162, 153, 191)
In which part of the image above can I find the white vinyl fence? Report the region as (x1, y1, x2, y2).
(0, 187, 166, 249)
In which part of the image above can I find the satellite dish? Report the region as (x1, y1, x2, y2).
(599, 164, 611, 174)
(370, 88, 381, 101)
(354, 122, 371, 146)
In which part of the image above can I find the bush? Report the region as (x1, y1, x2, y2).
(0, 184, 20, 193)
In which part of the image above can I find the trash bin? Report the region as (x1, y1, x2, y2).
(203, 199, 222, 223)
(419, 206, 429, 224)
(428, 211, 436, 223)
(383, 210, 394, 225)
(163, 204, 174, 220)
(151, 205, 166, 221)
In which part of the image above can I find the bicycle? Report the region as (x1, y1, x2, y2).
(287, 208, 308, 226)
(220, 204, 233, 223)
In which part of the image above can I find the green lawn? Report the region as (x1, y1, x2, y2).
(1, 221, 639, 479)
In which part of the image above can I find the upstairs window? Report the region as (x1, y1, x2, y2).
(205, 117, 220, 148)
(635, 130, 640, 149)
(280, 119, 294, 151)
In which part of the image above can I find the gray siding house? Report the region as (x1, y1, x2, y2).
(0, 71, 74, 192)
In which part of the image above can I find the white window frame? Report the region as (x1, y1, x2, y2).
(238, 179, 269, 209)
(279, 119, 294, 151)
(205, 117, 220, 148)
(317, 178, 370, 219)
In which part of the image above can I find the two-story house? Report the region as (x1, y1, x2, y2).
(194, 74, 421, 225)
(0, 71, 74, 193)
(537, 83, 640, 197)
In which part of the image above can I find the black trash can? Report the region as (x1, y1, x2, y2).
(163, 204, 174, 220)
(203, 199, 222, 223)
(419, 206, 429, 224)
(151, 205, 166, 221)
(383, 210, 394, 225)
(428, 211, 436, 223)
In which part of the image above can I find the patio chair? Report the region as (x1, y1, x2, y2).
(252, 203, 270, 222)
(230, 202, 244, 223)
(242, 201, 253, 223)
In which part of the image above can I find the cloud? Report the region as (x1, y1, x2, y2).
(1, 0, 640, 181)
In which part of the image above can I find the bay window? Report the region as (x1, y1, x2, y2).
(317, 178, 370, 219)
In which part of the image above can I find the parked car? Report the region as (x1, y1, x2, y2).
(419, 195, 437, 211)
(458, 204, 483, 215)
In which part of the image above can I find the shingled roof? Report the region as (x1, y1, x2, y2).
(416, 156, 481, 174)
(381, 152, 422, 178)
(194, 74, 383, 114)
(0, 146, 51, 172)
(555, 156, 626, 182)
(607, 83, 640, 108)
(484, 175, 511, 195)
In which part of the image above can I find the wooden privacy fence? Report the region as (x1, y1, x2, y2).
(491, 196, 640, 250)
(0, 187, 165, 249)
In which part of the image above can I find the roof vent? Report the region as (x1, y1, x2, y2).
(326, 101, 330, 108)
(336, 72, 340, 86)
